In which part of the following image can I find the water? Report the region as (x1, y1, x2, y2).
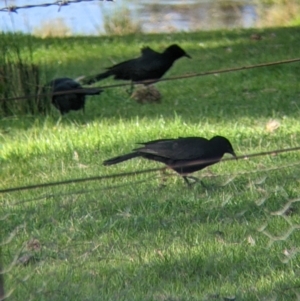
(0, 0, 262, 35)
(133, 1, 257, 33)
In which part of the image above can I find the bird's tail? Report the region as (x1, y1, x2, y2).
(77, 88, 104, 95)
(103, 152, 139, 166)
(81, 71, 111, 85)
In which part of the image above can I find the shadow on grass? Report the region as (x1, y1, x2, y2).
(3, 164, 299, 239)
(0, 26, 300, 130)
(3, 163, 300, 299)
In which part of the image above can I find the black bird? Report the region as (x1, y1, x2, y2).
(103, 136, 236, 185)
(82, 44, 191, 85)
(47, 77, 103, 115)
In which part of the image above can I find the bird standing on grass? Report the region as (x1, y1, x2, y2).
(47, 77, 103, 115)
(81, 44, 191, 86)
(103, 136, 236, 185)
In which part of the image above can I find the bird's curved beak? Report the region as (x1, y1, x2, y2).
(185, 53, 192, 59)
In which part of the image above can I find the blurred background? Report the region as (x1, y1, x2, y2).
(0, 0, 299, 37)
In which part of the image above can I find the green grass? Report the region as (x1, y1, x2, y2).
(1, 26, 300, 300)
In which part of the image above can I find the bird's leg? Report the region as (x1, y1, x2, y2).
(126, 82, 135, 95)
(200, 180, 207, 188)
(158, 167, 168, 189)
(188, 176, 207, 188)
(183, 176, 207, 188)
(56, 115, 62, 126)
(183, 176, 192, 186)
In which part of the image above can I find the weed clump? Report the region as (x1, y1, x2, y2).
(0, 35, 50, 116)
(103, 8, 142, 35)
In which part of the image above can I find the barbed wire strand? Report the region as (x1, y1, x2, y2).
(10, 174, 158, 206)
(8, 159, 300, 207)
(203, 160, 300, 180)
(1, 145, 300, 194)
(131, 57, 300, 85)
(0, 167, 161, 194)
(0, 0, 114, 13)
(1, 57, 299, 103)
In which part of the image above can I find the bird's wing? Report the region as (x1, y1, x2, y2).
(106, 48, 169, 81)
(104, 57, 141, 80)
(106, 56, 138, 70)
(110, 47, 157, 64)
(135, 137, 209, 160)
(48, 78, 81, 92)
(137, 49, 176, 79)
(141, 46, 158, 57)
(48, 77, 73, 88)
(54, 80, 81, 92)
(129, 56, 170, 81)
(110, 48, 161, 72)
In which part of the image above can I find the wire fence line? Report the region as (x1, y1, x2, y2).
(0, 57, 299, 103)
(2, 155, 300, 299)
(1, 145, 300, 194)
(10, 178, 158, 206)
(7, 159, 300, 207)
(3, 169, 300, 300)
(0, 0, 114, 13)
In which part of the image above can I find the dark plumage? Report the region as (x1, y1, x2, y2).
(82, 44, 191, 85)
(47, 77, 103, 115)
(103, 136, 236, 185)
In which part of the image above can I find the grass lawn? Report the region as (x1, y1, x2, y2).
(1, 26, 300, 300)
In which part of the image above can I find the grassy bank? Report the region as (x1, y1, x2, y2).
(1, 26, 300, 300)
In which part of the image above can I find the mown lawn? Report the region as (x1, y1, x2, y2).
(1, 26, 300, 300)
